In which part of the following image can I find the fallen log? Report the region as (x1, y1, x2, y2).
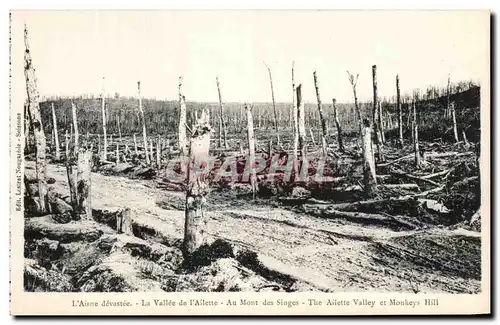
(390, 171, 441, 187)
(25, 216, 106, 243)
(300, 206, 417, 230)
(376, 154, 413, 167)
(420, 168, 453, 179)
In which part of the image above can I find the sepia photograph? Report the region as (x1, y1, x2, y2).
(9, 9, 490, 315)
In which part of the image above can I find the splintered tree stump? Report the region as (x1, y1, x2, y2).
(24, 25, 48, 214)
(116, 208, 134, 235)
(183, 108, 212, 257)
(313, 71, 328, 155)
(138, 81, 150, 164)
(76, 149, 92, 219)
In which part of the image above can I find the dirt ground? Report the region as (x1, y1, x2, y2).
(24, 158, 481, 294)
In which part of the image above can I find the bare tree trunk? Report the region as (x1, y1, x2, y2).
(117, 109, 122, 143)
(183, 108, 212, 257)
(149, 138, 154, 166)
(133, 134, 138, 155)
(101, 77, 108, 161)
(24, 100, 33, 154)
(71, 101, 79, 149)
(24, 25, 47, 214)
(76, 149, 92, 219)
(265, 63, 280, 147)
(451, 101, 459, 143)
(348, 71, 377, 196)
(178, 77, 188, 163)
(413, 99, 421, 168)
(156, 135, 161, 168)
(296, 84, 306, 160)
(462, 129, 470, 147)
(138, 81, 149, 164)
(332, 98, 344, 152)
(313, 71, 328, 155)
(245, 104, 258, 199)
(115, 143, 119, 165)
(446, 74, 451, 119)
(292, 62, 299, 177)
(396, 74, 404, 147)
(309, 129, 317, 148)
(378, 101, 385, 143)
(65, 131, 78, 218)
(51, 103, 60, 160)
(216, 76, 228, 149)
(372, 65, 384, 162)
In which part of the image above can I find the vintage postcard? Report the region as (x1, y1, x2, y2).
(9, 10, 490, 316)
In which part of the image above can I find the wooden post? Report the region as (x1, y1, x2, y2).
(76, 149, 92, 219)
(413, 97, 421, 168)
(296, 84, 306, 159)
(183, 108, 212, 257)
(451, 102, 459, 143)
(292, 62, 299, 177)
(138, 81, 149, 164)
(178, 77, 188, 162)
(133, 133, 138, 155)
(51, 103, 60, 160)
(348, 71, 377, 196)
(372, 65, 384, 161)
(396, 74, 404, 147)
(245, 104, 258, 199)
(313, 71, 328, 155)
(101, 77, 108, 161)
(332, 99, 344, 152)
(24, 25, 48, 214)
(265, 63, 280, 147)
(216, 76, 229, 150)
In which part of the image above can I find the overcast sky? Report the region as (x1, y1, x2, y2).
(11, 10, 489, 104)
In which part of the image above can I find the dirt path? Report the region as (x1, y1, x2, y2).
(26, 162, 481, 293)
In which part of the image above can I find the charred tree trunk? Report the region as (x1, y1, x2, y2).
(183, 108, 212, 257)
(348, 71, 377, 196)
(117, 109, 122, 143)
(372, 65, 384, 162)
(156, 135, 161, 168)
(76, 149, 92, 219)
(292, 62, 299, 177)
(265, 63, 280, 147)
(24, 100, 33, 154)
(138, 81, 149, 164)
(51, 103, 60, 160)
(245, 104, 258, 199)
(101, 77, 108, 161)
(24, 25, 48, 214)
(216, 76, 228, 149)
(413, 99, 421, 168)
(296, 84, 306, 160)
(117, 208, 133, 235)
(332, 98, 344, 152)
(65, 131, 78, 219)
(396, 74, 404, 147)
(313, 71, 328, 155)
(446, 74, 451, 119)
(178, 77, 188, 164)
(378, 101, 385, 143)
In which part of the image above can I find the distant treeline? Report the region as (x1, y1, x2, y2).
(38, 83, 480, 143)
